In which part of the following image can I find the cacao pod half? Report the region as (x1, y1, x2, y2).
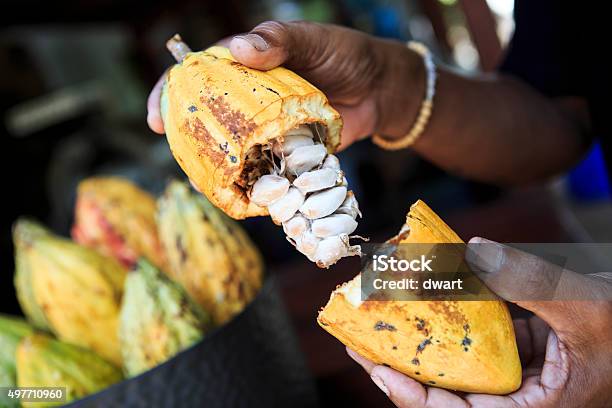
(317, 200, 522, 394)
(160, 44, 342, 219)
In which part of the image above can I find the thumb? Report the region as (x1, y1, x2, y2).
(229, 21, 327, 71)
(464, 237, 587, 325)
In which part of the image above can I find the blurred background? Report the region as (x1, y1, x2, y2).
(1, 0, 611, 406)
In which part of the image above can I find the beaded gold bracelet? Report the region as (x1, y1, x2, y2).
(372, 41, 436, 150)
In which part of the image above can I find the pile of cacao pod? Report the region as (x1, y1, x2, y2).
(1, 176, 263, 407)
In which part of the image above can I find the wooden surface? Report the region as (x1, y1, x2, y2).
(275, 187, 571, 407)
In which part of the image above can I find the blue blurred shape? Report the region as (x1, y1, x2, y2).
(373, 6, 402, 39)
(568, 142, 611, 201)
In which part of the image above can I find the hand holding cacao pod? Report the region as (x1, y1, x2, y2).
(157, 34, 366, 267)
(318, 201, 522, 395)
(148, 21, 423, 150)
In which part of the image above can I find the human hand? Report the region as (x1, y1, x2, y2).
(147, 21, 425, 149)
(347, 237, 612, 408)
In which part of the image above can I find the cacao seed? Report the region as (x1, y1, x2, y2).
(268, 187, 305, 224)
(293, 168, 342, 194)
(273, 135, 314, 157)
(249, 175, 290, 206)
(300, 186, 347, 219)
(312, 214, 358, 238)
(283, 215, 310, 239)
(322, 154, 340, 170)
(336, 191, 361, 219)
(286, 144, 327, 176)
(314, 235, 348, 268)
(295, 230, 321, 260)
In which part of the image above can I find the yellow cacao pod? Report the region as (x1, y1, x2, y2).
(160, 44, 342, 219)
(157, 181, 263, 324)
(13, 219, 126, 366)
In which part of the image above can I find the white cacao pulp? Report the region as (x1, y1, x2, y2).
(248, 125, 362, 268)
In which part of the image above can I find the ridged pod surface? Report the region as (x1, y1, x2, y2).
(72, 177, 167, 270)
(13, 219, 127, 366)
(317, 201, 521, 394)
(157, 181, 263, 324)
(13, 222, 51, 331)
(160, 46, 342, 219)
(0, 314, 33, 392)
(16, 333, 122, 406)
(119, 259, 211, 377)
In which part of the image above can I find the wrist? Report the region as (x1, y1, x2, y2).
(372, 39, 427, 140)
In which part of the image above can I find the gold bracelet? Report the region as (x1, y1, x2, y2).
(372, 41, 436, 150)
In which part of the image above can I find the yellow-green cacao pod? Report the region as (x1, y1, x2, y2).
(16, 333, 122, 407)
(119, 259, 211, 377)
(13, 221, 52, 330)
(0, 314, 34, 407)
(13, 219, 127, 365)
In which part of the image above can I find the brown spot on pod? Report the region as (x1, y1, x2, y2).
(461, 323, 472, 351)
(200, 95, 255, 144)
(181, 118, 225, 166)
(416, 337, 433, 354)
(374, 321, 397, 331)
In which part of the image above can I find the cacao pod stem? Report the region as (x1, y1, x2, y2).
(167, 34, 192, 62)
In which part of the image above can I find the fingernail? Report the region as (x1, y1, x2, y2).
(233, 34, 269, 51)
(346, 347, 359, 361)
(465, 237, 504, 274)
(370, 374, 389, 396)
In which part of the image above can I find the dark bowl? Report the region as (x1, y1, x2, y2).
(65, 274, 318, 408)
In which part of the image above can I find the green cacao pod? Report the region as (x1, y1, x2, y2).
(16, 333, 122, 407)
(119, 259, 211, 377)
